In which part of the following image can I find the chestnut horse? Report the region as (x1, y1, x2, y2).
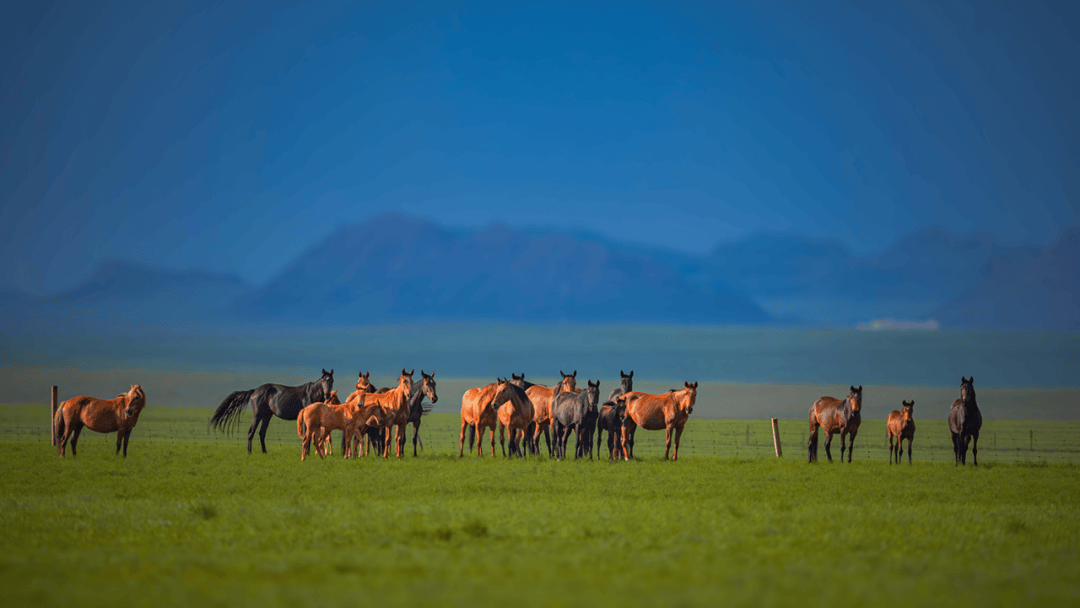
(525, 370, 578, 457)
(948, 376, 982, 466)
(887, 400, 916, 464)
(808, 385, 862, 463)
(460, 379, 531, 457)
(358, 369, 414, 458)
(297, 393, 368, 460)
(498, 381, 535, 458)
(54, 385, 147, 457)
(619, 382, 698, 461)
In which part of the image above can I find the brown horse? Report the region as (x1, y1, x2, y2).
(358, 369, 414, 458)
(619, 382, 698, 461)
(498, 381, 536, 458)
(387, 370, 438, 458)
(460, 379, 529, 457)
(949, 376, 982, 466)
(887, 400, 916, 464)
(297, 393, 368, 460)
(296, 390, 339, 458)
(808, 385, 863, 463)
(525, 370, 578, 457)
(54, 385, 147, 457)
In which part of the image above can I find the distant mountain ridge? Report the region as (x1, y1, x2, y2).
(1, 215, 1076, 329)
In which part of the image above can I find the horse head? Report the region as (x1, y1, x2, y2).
(585, 380, 600, 409)
(680, 381, 698, 415)
(420, 370, 438, 404)
(355, 371, 373, 393)
(327, 390, 341, 405)
(901, 400, 914, 422)
(399, 368, 415, 395)
(124, 384, 147, 417)
(314, 369, 334, 401)
(848, 385, 863, 414)
(960, 377, 976, 405)
(558, 370, 578, 394)
(614, 395, 628, 420)
(620, 370, 634, 394)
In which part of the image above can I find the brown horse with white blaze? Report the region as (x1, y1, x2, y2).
(808, 385, 863, 463)
(54, 385, 147, 457)
(887, 400, 916, 464)
(619, 382, 698, 461)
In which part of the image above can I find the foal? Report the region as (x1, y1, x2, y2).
(886, 400, 915, 464)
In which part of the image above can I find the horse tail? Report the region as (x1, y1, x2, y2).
(468, 424, 476, 450)
(807, 407, 819, 463)
(297, 412, 306, 439)
(209, 389, 254, 433)
(53, 402, 65, 446)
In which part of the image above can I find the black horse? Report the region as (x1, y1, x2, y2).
(598, 370, 633, 458)
(948, 376, 982, 466)
(209, 369, 334, 453)
(405, 370, 438, 457)
(551, 379, 600, 459)
(597, 396, 628, 460)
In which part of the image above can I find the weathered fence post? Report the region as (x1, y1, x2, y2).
(771, 418, 782, 457)
(50, 386, 58, 445)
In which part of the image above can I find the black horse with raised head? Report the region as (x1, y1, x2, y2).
(948, 376, 982, 465)
(209, 369, 334, 453)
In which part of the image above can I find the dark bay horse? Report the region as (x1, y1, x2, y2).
(597, 396, 628, 460)
(949, 377, 982, 465)
(598, 370, 633, 459)
(808, 385, 862, 463)
(887, 400, 916, 464)
(460, 379, 530, 457)
(209, 369, 334, 453)
(404, 371, 438, 457)
(551, 380, 600, 459)
(54, 385, 147, 457)
(526, 371, 578, 457)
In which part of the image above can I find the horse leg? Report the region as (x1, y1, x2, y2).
(71, 425, 84, 457)
(971, 432, 979, 466)
(672, 425, 685, 460)
(257, 414, 271, 454)
(824, 431, 834, 462)
(839, 432, 847, 462)
(412, 423, 420, 457)
(116, 430, 124, 455)
(489, 427, 496, 458)
(907, 437, 913, 464)
(122, 429, 132, 457)
(246, 416, 260, 454)
(664, 425, 674, 460)
(499, 424, 507, 457)
(847, 430, 857, 463)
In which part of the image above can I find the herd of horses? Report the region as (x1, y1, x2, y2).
(50, 370, 984, 466)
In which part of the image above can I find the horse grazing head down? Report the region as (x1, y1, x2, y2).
(420, 370, 438, 404)
(848, 385, 863, 414)
(123, 385, 147, 417)
(960, 376, 976, 404)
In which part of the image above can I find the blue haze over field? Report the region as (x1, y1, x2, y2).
(1, 1, 1078, 391)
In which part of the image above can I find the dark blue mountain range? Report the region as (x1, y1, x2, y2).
(2, 214, 1076, 329)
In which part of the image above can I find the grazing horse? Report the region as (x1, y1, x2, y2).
(525, 370, 578, 457)
(551, 380, 601, 459)
(948, 377, 982, 466)
(498, 382, 536, 458)
(597, 395, 628, 460)
(808, 385, 863, 463)
(54, 385, 147, 457)
(460, 379, 529, 457)
(209, 369, 334, 453)
(598, 370, 633, 458)
(887, 400, 916, 464)
(620, 382, 698, 461)
(297, 393, 368, 460)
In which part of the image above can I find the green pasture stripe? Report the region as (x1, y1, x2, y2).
(2, 438, 1078, 607)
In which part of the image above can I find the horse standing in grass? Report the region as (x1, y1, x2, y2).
(54, 385, 147, 457)
(498, 382, 535, 458)
(619, 382, 697, 461)
(949, 377, 982, 466)
(355, 369, 414, 458)
(402, 371, 438, 457)
(597, 396, 628, 460)
(210, 369, 334, 453)
(297, 393, 369, 460)
(887, 400, 916, 464)
(597, 370, 633, 459)
(460, 379, 529, 457)
(551, 380, 601, 459)
(525, 371, 578, 457)
(808, 385, 862, 463)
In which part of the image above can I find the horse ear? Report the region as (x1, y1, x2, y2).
(573, 370, 577, 377)
(685, 381, 690, 388)
(969, 376, 973, 383)
(692, 382, 698, 388)
(409, 368, 414, 376)
(561, 370, 567, 378)
(858, 385, 862, 392)
(629, 370, 633, 378)
(851, 386, 856, 392)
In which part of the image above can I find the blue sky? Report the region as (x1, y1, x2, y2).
(2, 0, 1077, 294)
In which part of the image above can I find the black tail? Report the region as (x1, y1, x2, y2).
(209, 389, 253, 433)
(468, 424, 476, 450)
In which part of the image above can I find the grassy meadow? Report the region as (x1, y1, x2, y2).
(2, 403, 1080, 606)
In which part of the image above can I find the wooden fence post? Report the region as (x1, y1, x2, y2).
(771, 418, 782, 457)
(51, 386, 58, 445)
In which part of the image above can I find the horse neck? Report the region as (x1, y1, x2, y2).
(408, 384, 426, 414)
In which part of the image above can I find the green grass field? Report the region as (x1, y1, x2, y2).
(2, 404, 1079, 607)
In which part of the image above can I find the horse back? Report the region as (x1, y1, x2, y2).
(810, 396, 845, 432)
(526, 385, 555, 423)
(66, 395, 125, 433)
(623, 392, 669, 430)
